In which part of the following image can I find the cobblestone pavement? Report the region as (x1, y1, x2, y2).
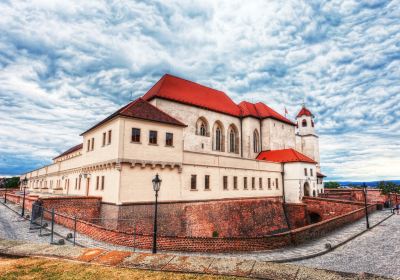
(295, 213, 400, 279)
(0, 200, 395, 271)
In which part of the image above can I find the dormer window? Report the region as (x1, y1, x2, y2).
(302, 119, 307, 127)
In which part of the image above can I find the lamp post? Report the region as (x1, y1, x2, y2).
(21, 177, 28, 217)
(2, 180, 6, 204)
(152, 174, 162, 254)
(363, 183, 370, 229)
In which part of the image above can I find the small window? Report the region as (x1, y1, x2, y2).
(233, 176, 238, 189)
(302, 119, 307, 127)
(268, 178, 271, 189)
(91, 137, 95, 150)
(78, 177, 81, 190)
(191, 175, 197, 190)
(311, 120, 314, 127)
(75, 178, 77, 190)
(102, 132, 106, 146)
(304, 168, 308, 176)
(223, 176, 228, 190)
(310, 169, 313, 176)
(96, 176, 99, 190)
(132, 128, 141, 142)
(87, 139, 90, 151)
(243, 177, 248, 190)
(200, 123, 206, 136)
(166, 133, 173, 146)
(149, 130, 157, 144)
(276, 178, 279, 189)
(252, 177, 255, 189)
(259, 178, 263, 189)
(108, 130, 112, 144)
(205, 175, 210, 190)
(101, 176, 105, 190)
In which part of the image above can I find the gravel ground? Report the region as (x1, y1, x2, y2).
(295, 214, 400, 279)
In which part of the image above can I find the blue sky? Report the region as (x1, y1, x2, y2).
(0, 0, 399, 181)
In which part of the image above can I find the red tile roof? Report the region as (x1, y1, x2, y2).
(143, 74, 294, 125)
(238, 101, 295, 125)
(53, 143, 83, 160)
(143, 74, 241, 116)
(81, 98, 186, 135)
(317, 172, 326, 177)
(297, 106, 313, 118)
(256, 148, 317, 163)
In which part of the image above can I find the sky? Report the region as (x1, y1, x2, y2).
(0, 0, 399, 181)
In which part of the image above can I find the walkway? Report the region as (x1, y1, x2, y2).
(295, 213, 400, 278)
(0, 201, 393, 260)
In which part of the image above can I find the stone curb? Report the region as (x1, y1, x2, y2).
(273, 212, 395, 263)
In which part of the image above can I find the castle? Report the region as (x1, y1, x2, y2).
(22, 74, 325, 219)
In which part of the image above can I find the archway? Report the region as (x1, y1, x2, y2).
(303, 182, 310, 197)
(308, 212, 322, 224)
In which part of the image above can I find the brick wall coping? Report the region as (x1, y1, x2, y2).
(113, 196, 283, 206)
(304, 196, 370, 206)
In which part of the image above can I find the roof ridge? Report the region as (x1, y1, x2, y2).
(164, 73, 227, 94)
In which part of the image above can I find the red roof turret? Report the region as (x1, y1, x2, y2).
(296, 106, 313, 118)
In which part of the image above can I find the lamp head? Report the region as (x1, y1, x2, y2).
(22, 176, 28, 185)
(152, 174, 162, 192)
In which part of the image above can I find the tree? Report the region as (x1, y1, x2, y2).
(377, 181, 400, 194)
(324, 181, 341, 189)
(2, 177, 20, 189)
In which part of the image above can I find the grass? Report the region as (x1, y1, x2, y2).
(0, 256, 248, 280)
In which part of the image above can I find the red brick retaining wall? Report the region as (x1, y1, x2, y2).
(303, 197, 364, 220)
(47, 201, 377, 252)
(104, 197, 290, 237)
(285, 203, 308, 228)
(322, 188, 399, 205)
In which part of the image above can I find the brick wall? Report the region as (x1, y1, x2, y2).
(303, 197, 364, 220)
(322, 188, 394, 205)
(285, 203, 308, 228)
(100, 197, 289, 237)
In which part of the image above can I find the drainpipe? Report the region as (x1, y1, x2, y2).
(281, 163, 292, 231)
(259, 118, 263, 151)
(240, 117, 243, 158)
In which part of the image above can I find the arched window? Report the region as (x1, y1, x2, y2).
(196, 117, 209, 136)
(228, 124, 239, 153)
(253, 130, 260, 153)
(200, 123, 206, 136)
(302, 119, 307, 127)
(216, 127, 222, 151)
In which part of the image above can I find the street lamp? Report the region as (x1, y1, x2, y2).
(1, 180, 6, 204)
(362, 183, 370, 229)
(152, 174, 162, 254)
(21, 177, 28, 217)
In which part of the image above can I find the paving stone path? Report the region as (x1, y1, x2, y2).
(0, 200, 396, 278)
(295, 213, 400, 279)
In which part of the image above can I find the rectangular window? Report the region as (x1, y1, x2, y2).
(96, 176, 99, 190)
(244, 177, 248, 190)
(132, 128, 141, 142)
(75, 178, 77, 190)
(166, 132, 173, 146)
(101, 176, 105, 190)
(276, 178, 279, 189)
(102, 132, 106, 146)
(191, 175, 197, 190)
(91, 137, 95, 150)
(252, 177, 255, 189)
(310, 168, 313, 176)
(304, 168, 308, 176)
(233, 176, 238, 189)
(205, 175, 210, 190)
(108, 130, 112, 144)
(223, 176, 228, 190)
(259, 178, 263, 189)
(87, 139, 90, 151)
(149, 130, 157, 144)
(268, 178, 271, 189)
(78, 177, 81, 190)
